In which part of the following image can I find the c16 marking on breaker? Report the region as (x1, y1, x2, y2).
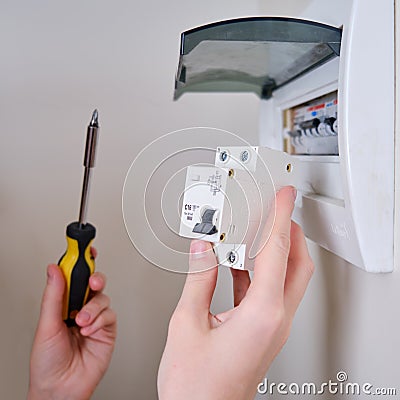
(183, 203, 199, 221)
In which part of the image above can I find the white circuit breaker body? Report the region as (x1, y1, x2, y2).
(179, 147, 307, 270)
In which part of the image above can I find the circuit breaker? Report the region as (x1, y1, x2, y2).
(179, 146, 304, 270)
(283, 91, 338, 155)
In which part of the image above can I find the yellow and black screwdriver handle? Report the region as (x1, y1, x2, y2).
(59, 222, 96, 326)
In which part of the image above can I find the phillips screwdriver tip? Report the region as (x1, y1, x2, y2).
(90, 109, 99, 127)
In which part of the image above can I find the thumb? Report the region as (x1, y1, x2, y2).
(36, 264, 66, 336)
(178, 240, 218, 315)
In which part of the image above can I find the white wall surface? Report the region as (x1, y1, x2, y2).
(1, 1, 399, 400)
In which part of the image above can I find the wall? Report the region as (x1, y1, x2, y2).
(0, 1, 260, 399)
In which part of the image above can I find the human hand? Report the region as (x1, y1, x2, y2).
(28, 249, 117, 400)
(158, 186, 314, 400)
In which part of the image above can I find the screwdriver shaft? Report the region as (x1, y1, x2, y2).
(78, 168, 92, 227)
(78, 110, 99, 228)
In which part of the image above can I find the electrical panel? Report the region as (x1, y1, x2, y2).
(175, 0, 395, 273)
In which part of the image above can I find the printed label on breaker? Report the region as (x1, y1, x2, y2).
(179, 165, 227, 240)
(207, 172, 222, 196)
(183, 204, 200, 221)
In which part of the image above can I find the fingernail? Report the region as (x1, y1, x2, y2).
(291, 187, 297, 202)
(190, 240, 208, 259)
(90, 276, 100, 289)
(77, 311, 90, 323)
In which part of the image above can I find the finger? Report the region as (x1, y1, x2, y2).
(230, 269, 251, 307)
(36, 264, 66, 335)
(89, 271, 106, 293)
(86, 272, 107, 302)
(90, 246, 97, 259)
(252, 186, 297, 299)
(177, 240, 218, 315)
(284, 222, 314, 317)
(80, 308, 117, 337)
(76, 293, 110, 327)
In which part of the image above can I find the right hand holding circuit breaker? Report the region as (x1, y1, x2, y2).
(158, 187, 314, 400)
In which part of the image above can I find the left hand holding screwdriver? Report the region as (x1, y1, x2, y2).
(28, 249, 117, 400)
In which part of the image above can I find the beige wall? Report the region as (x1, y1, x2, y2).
(0, 1, 260, 399)
(1, 1, 398, 399)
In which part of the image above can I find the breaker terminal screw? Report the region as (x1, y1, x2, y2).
(227, 251, 237, 264)
(240, 150, 249, 163)
(219, 150, 229, 162)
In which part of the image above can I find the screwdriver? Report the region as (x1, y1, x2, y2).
(59, 109, 99, 326)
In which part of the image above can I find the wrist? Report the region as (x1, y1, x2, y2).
(27, 387, 92, 400)
(27, 384, 58, 400)
(27, 386, 46, 400)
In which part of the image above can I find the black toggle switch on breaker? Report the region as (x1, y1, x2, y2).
(192, 209, 218, 235)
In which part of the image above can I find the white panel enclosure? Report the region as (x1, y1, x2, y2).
(260, 0, 394, 272)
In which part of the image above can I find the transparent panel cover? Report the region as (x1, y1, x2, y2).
(174, 17, 342, 100)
